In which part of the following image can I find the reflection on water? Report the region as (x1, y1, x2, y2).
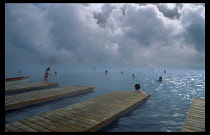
(5, 68, 205, 132)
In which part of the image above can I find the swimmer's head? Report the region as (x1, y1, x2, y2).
(46, 67, 50, 71)
(135, 84, 140, 90)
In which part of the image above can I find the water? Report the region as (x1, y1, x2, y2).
(5, 67, 205, 132)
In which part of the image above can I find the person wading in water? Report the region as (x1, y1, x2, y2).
(44, 67, 51, 80)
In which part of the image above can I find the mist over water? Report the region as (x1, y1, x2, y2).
(5, 66, 205, 132)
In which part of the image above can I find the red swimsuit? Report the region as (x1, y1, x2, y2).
(44, 71, 50, 80)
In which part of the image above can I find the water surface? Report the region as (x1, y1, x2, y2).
(5, 68, 205, 132)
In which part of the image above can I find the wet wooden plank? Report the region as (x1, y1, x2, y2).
(43, 110, 88, 132)
(41, 113, 82, 132)
(182, 98, 205, 132)
(64, 103, 122, 119)
(5, 91, 150, 132)
(5, 128, 10, 132)
(28, 115, 69, 132)
(54, 108, 103, 126)
(5, 123, 25, 132)
(11, 121, 38, 132)
(5, 85, 94, 111)
(39, 113, 79, 132)
(19, 119, 51, 132)
(5, 81, 59, 94)
(52, 109, 98, 131)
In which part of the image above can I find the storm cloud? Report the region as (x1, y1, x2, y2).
(5, 3, 205, 71)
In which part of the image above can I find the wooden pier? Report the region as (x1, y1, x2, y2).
(5, 85, 94, 111)
(182, 98, 205, 132)
(5, 81, 58, 94)
(5, 91, 150, 132)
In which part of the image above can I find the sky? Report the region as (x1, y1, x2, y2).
(5, 3, 205, 73)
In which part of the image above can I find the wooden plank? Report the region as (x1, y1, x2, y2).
(39, 113, 79, 132)
(5, 81, 59, 94)
(5, 91, 150, 132)
(5, 85, 90, 104)
(182, 125, 205, 132)
(54, 108, 104, 124)
(44, 112, 86, 132)
(11, 121, 38, 132)
(29, 115, 68, 132)
(44, 110, 89, 131)
(185, 120, 205, 128)
(188, 108, 205, 114)
(78, 101, 124, 113)
(5, 123, 25, 132)
(86, 94, 150, 131)
(186, 117, 205, 124)
(5, 128, 10, 132)
(52, 109, 100, 125)
(19, 119, 51, 132)
(26, 116, 60, 132)
(69, 103, 121, 117)
(182, 98, 205, 132)
(5, 85, 93, 104)
(182, 127, 198, 132)
(5, 85, 94, 111)
(52, 109, 97, 131)
(58, 104, 120, 121)
(55, 92, 149, 123)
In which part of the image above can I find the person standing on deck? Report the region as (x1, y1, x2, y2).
(135, 84, 145, 93)
(44, 67, 51, 80)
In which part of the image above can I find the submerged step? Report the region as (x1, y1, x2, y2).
(5, 85, 94, 111)
(5, 81, 59, 94)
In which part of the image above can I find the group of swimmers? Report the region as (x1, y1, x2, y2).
(44, 67, 164, 94)
(135, 70, 166, 93)
(105, 70, 165, 82)
(104, 70, 166, 93)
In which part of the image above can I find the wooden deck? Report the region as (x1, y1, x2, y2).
(182, 98, 205, 132)
(5, 81, 59, 94)
(5, 91, 150, 132)
(5, 85, 94, 111)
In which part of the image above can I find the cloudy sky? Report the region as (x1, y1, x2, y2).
(5, 3, 205, 72)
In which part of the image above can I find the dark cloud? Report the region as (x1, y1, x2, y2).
(5, 3, 205, 71)
(179, 4, 205, 53)
(93, 4, 117, 28)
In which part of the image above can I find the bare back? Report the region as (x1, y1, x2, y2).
(136, 89, 145, 93)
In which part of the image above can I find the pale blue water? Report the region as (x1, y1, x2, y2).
(5, 67, 205, 132)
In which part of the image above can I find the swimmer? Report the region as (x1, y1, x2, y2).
(134, 84, 145, 93)
(105, 70, 108, 75)
(158, 76, 163, 81)
(44, 67, 51, 80)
